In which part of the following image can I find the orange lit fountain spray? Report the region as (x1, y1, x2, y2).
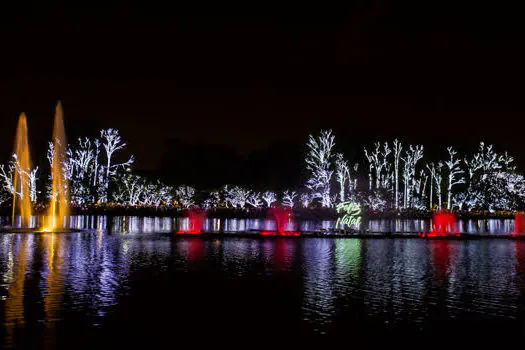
(12, 113, 33, 228)
(46, 102, 70, 230)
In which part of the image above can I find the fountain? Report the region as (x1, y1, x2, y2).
(176, 208, 206, 234)
(12, 113, 33, 228)
(419, 210, 460, 238)
(261, 206, 301, 236)
(3, 102, 73, 233)
(44, 102, 70, 231)
(511, 212, 525, 237)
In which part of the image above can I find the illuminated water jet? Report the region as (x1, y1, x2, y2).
(45, 102, 70, 230)
(261, 206, 301, 236)
(419, 210, 460, 238)
(12, 113, 33, 228)
(512, 212, 525, 237)
(176, 208, 206, 234)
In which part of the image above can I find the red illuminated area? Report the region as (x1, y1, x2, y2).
(431, 240, 455, 282)
(511, 213, 525, 237)
(176, 208, 206, 235)
(419, 210, 460, 238)
(260, 231, 301, 237)
(261, 206, 301, 236)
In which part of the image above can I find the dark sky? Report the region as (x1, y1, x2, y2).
(1, 2, 525, 173)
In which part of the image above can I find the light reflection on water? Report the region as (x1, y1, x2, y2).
(0, 215, 518, 234)
(0, 216, 524, 348)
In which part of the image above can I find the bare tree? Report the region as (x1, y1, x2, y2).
(335, 153, 350, 202)
(445, 146, 465, 210)
(247, 192, 263, 208)
(401, 145, 424, 208)
(262, 191, 277, 207)
(175, 185, 196, 208)
(100, 129, 134, 202)
(427, 162, 444, 210)
(282, 190, 297, 208)
(393, 139, 402, 209)
(305, 129, 335, 207)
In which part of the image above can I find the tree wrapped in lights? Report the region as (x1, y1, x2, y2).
(246, 192, 263, 208)
(0, 155, 39, 204)
(401, 145, 424, 208)
(262, 191, 277, 207)
(445, 146, 465, 210)
(203, 191, 221, 209)
(300, 192, 313, 208)
(458, 142, 525, 211)
(427, 162, 444, 210)
(305, 129, 335, 207)
(392, 139, 402, 209)
(141, 181, 173, 207)
(364, 141, 391, 191)
(100, 129, 134, 203)
(114, 173, 144, 206)
(175, 185, 196, 208)
(335, 153, 350, 203)
(282, 190, 297, 208)
(222, 185, 250, 209)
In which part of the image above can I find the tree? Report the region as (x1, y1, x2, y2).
(247, 192, 263, 208)
(401, 145, 424, 208)
(393, 139, 402, 209)
(175, 185, 196, 208)
(203, 191, 220, 209)
(223, 185, 250, 209)
(114, 173, 145, 206)
(445, 146, 465, 210)
(427, 162, 444, 210)
(100, 129, 134, 203)
(300, 192, 313, 208)
(0, 162, 15, 198)
(305, 129, 335, 207)
(262, 191, 277, 207)
(364, 142, 391, 190)
(335, 153, 350, 203)
(1, 155, 38, 205)
(282, 190, 297, 208)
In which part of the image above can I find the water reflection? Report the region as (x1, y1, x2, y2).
(0, 218, 524, 347)
(0, 215, 519, 235)
(3, 235, 32, 347)
(43, 234, 65, 348)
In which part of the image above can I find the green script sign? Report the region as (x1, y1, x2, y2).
(335, 201, 362, 228)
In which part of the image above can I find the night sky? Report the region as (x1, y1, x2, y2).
(1, 2, 524, 188)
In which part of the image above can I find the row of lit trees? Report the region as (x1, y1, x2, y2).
(1, 128, 524, 212)
(302, 130, 525, 211)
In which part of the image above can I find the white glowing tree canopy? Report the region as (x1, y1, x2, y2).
(305, 129, 335, 208)
(1, 125, 525, 212)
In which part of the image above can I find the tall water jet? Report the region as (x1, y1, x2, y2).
(46, 102, 70, 230)
(176, 208, 206, 234)
(12, 113, 33, 228)
(419, 210, 460, 238)
(261, 206, 301, 236)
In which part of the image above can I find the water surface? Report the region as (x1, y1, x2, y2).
(1, 216, 524, 348)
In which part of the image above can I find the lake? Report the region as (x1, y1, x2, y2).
(1, 216, 524, 348)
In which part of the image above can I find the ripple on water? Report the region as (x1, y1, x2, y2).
(0, 220, 524, 346)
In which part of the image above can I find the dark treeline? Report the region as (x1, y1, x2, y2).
(160, 138, 302, 191)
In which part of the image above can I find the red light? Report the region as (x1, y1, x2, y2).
(422, 210, 459, 237)
(514, 213, 525, 236)
(176, 230, 202, 235)
(176, 208, 206, 234)
(261, 206, 301, 236)
(260, 231, 301, 237)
